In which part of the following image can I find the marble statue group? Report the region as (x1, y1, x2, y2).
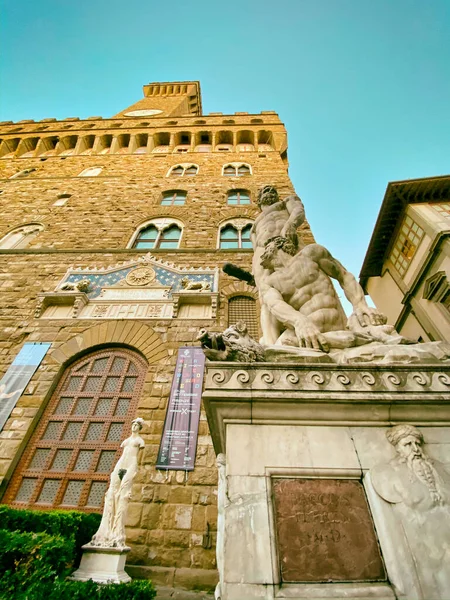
(215, 185, 450, 364)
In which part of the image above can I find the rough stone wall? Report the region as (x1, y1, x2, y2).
(0, 107, 314, 588)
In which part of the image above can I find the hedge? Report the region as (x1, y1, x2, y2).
(0, 505, 101, 564)
(1, 579, 156, 600)
(0, 505, 156, 600)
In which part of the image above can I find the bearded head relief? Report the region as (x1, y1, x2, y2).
(386, 424, 443, 505)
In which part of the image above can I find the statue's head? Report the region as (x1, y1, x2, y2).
(132, 417, 145, 432)
(260, 236, 296, 269)
(257, 185, 279, 209)
(387, 424, 424, 461)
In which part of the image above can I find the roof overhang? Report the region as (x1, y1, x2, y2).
(359, 174, 450, 291)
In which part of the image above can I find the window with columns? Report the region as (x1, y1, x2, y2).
(4, 348, 147, 511)
(168, 164, 198, 177)
(219, 220, 253, 249)
(131, 218, 183, 250)
(223, 163, 251, 176)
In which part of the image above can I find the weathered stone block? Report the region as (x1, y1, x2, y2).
(141, 503, 161, 529)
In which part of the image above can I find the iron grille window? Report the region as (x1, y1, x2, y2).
(228, 295, 258, 340)
(4, 348, 147, 512)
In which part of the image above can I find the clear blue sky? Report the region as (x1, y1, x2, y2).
(1, 0, 449, 283)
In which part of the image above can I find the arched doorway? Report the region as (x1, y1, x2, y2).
(4, 347, 147, 511)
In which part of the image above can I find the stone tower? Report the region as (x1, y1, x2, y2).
(0, 81, 313, 591)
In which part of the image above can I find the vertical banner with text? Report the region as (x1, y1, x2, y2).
(157, 346, 206, 470)
(0, 342, 51, 432)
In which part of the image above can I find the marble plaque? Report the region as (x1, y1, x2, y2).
(99, 288, 169, 300)
(273, 478, 386, 582)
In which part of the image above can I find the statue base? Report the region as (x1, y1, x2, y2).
(71, 543, 131, 584)
(203, 360, 450, 600)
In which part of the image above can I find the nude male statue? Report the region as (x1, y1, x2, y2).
(223, 185, 305, 344)
(259, 236, 402, 351)
(251, 186, 306, 344)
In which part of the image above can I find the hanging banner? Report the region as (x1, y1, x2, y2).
(0, 342, 51, 432)
(157, 346, 205, 471)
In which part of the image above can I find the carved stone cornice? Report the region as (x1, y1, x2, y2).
(205, 363, 450, 393)
(202, 362, 450, 454)
(34, 292, 88, 318)
(172, 292, 219, 319)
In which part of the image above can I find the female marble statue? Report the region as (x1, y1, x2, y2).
(91, 417, 145, 548)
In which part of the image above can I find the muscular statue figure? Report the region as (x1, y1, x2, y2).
(223, 185, 305, 344)
(251, 186, 306, 344)
(259, 236, 403, 351)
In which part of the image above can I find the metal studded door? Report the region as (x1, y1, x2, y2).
(4, 348, 147, 512)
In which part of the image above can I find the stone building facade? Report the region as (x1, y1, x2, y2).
(0, 81, 313, 590)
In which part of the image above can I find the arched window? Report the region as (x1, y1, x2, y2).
(133, 225, 158, 249)
(9, 168, 36, 179)
(0, 223, 43, 249)
(219, 220, 253, 249)
(161, 190, 187, 206)
(131, 218, 183, 250)
(4, 348, 147, 511)
(220, 225, 239, 249)
(241, 224, 252, 248)
(222, 163, 251, 176)
(167, 164, 198, 177)
(78, 167, 103, 177)
(227, 190, 250, 205)
(228, 296, 258, 339)
(238, 164, 251, 175)
(159, 225, 181, 249)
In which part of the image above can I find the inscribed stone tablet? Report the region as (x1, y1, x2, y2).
(272, 478, 386, 582)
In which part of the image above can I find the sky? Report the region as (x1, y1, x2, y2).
(1, 0, 450, 286)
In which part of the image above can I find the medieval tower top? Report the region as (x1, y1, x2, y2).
(113, 81, 202, 118)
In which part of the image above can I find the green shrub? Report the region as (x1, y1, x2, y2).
(0, 529, 74, 596)
(0, 505, 101, 563)
(0, 506, 155, 600)
(5, 578, 156, 600)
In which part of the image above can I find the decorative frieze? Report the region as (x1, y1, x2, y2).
(35, 254, 219, 320)
(205, 364, 450, 393)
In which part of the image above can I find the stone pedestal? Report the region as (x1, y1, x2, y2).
(203, 361, 450, 600)
(71, 544, 131, 584)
